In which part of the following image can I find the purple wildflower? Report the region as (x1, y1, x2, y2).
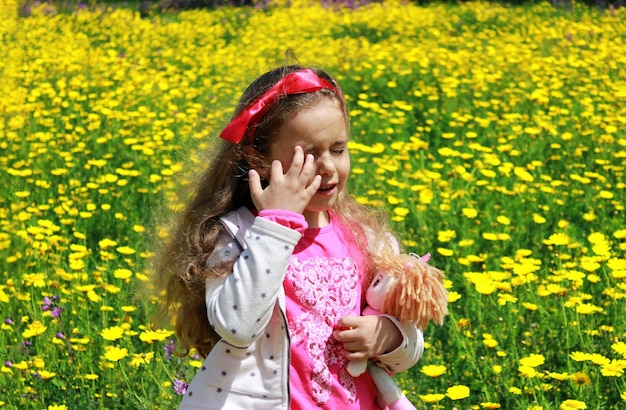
(164, 340, 175, 361)
(172, 378, 188, 395)
(42, 296, 52, 311)
(51, 307, 63, 318)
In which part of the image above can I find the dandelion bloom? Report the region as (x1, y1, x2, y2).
(130, 352, 155, 368)
(571, 372, 591, 386)
(611, 342, 626, 357)
(520, 353, 545, 367)
(104, 346, 128, 362)
(22, 321, 47, 338)
(545, 233, 570, 246)
(38, 370, 56, 380)
(101, 326, 124, 341)
(518, 366, 538, 378)
(116, 246, 136, 255)
(420, 364, 447, 378)
(446, 385, 470, 400)
(600, 360, 626, 377)
(448, 291, 462, 303)
(560, 399, 587, 409)
(418, 393, 445, 403)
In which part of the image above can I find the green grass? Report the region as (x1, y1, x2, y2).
(1, 0, 625, 409)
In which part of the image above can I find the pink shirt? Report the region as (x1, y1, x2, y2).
(280, 212, 380, 409)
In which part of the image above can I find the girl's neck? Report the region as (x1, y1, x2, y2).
(303, 210, 330, 229)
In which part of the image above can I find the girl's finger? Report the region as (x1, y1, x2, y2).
(286, 146, 305, 176)
(269, 159, 285, 181)
(306, 174, 322, 192)
(248, 169, 263, 206)
(299, 153, 316, 181)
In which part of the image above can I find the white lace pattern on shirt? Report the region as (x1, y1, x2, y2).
(286, 256, 359, 405)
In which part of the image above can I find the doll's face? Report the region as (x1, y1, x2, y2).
(366, 272, 394, 310)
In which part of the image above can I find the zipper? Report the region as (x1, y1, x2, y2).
(278, 302, 291, 409)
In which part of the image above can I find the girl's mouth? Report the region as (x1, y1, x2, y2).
(317, 184, 337, 195)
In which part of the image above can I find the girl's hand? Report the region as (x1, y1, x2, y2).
(249, 146, 321, 214)
(332, 316, 403, 361)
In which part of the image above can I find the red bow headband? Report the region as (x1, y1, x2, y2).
(219, 69, 339, 144)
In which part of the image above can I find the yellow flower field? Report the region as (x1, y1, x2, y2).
(1, 0, 625, 408)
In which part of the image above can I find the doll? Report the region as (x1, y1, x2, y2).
(347, 251, 449, 409)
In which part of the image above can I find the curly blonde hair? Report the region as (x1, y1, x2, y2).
(152, 65, 395, 358)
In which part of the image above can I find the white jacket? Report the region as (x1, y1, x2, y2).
(178, 207, 423, 409)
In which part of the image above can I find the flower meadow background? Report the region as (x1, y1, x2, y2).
(1, 0, 626, 408)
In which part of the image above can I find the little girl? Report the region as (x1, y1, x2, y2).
(154, 65, 424, 409)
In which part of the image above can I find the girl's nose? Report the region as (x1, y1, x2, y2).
(316, 153, 336, 176)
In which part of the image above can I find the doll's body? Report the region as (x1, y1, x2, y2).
(347, 253, 448, 410)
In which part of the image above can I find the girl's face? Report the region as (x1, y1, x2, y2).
(268, 96, 350, 228)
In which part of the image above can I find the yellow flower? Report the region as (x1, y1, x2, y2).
(13, 361, 28, 370)
(588, 232, 608, 244)
(514, 167, 534, 182)
(509, 387, 522, 395)
(497, 294, 517, 306)
(139, 328, 174, 343)
(483, 337, 498, 348)
(437, 229, 456, 242)
(22, 273, 47, 287)
(116, 246, 136, 255)
(101, 326, 125, 341)
(547, 372, 570, 381)
(446, 385, 470, 400)
(104, 346, 128, 362)
(481, 403, 501, 409)
(520, 354, 545, 368)
(519, 365, 538, 378)
(420, 365, 446, 378)
(22, 321, 47, 338)
(418, 393, 445, 403)
(611, 342, 626, 357)
(545, 233, 570, 246)
(576, 304, 603, 315)
(600, 359, 626, 377)
(87, 289, 102, 302)
(571, 372, 591, 386)
(113, 269, 133, 279)
(99, 238, 117, 249)
(48, 405, 68, 410)
(462, 208, 478, 218)
(608, 258, 626, 271)
(496, 215, 510, 225)
(129, 352, 155, 368)
(560, 399, 587, 409)
(38, 370, 56, 380)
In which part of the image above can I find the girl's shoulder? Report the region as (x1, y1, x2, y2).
(219, 206, 256, 247)
(205, 207, 255, 268)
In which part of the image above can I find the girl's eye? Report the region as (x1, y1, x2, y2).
(332, 149, 345, 155)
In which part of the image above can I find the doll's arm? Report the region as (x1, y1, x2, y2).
(374, 315, 424, 373)
(206, 215, 303, 347)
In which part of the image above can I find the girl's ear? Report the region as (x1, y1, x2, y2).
(242, 145, 270, 180)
